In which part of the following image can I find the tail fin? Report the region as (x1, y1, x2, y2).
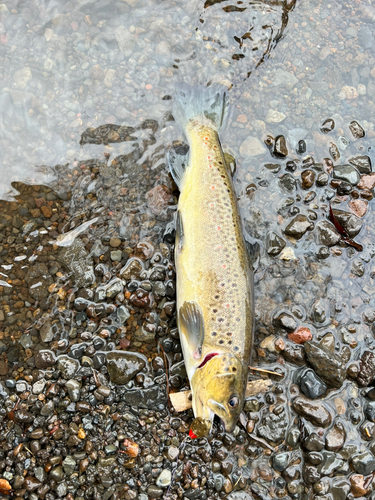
(173, 84, 228, 132)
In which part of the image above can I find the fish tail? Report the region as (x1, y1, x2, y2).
(173, 83, 228, 132)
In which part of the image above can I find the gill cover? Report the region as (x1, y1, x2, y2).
(191, 353, 248, 433)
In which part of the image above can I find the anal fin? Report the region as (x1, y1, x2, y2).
(175, 210, 184, 253)
(179, 301, 205, 359)
(167, 141, 189, 189)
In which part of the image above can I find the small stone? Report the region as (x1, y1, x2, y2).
(351, 451, 375, 475)
(357, 173, 375, 190)
(358, 351, 375, 386)
(329, 142, 340, 161)
(156, 469, 172, 488)
(273, 135, 288, 158)
(167, 446, 179, 461)
(266, 232, 286, 256)
(316, 220, 341, 247)
(288, 327, 312, 344)
(331, 209, 363, 237)
(147, 485, 163, 498)
(350, 474, 368, 498)
(304, 341, 346, 388)
(333, 165, 360, 185)
(106, 351, 147, 385)
(273, 452, 290, 471)
(109, 237, 122, 248)
(110, 250, 122, 261)
(301, 170, 316, 189)
(146, 185, 174, 215)
(292, 397, 332, 427)
(35, 350, 56, 369)
(273, 311, 297, 332)
(325, 421, 346, 452)
(62, 455, 76, 476)
(338, 86, 358, 100)
(316, 172, 329, 186)
(279, 173, 296, 192)
(299, 369, 327, 399)
(320, 118, 335, 134)
(265, 109, 286, 123)
(284, 215, 313, 239)
(32, 379, 46, 395)
(57, 355, 79, 378)
(349, 155, 372, 174)
(237, 114, 247, 123)
(303, 433, 324, 452)
(349, 120, 365, 139)
(297, 140, 306, 155)
(240, 136, 266, 156)
(351, 259, 365, 277)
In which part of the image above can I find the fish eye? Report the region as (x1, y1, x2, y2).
(228, 396, 239, 408)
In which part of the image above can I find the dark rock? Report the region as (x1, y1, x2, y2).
(306, 452, 322, 465)
(312, 299, 328, 324)
(317, 451, 345, 475)
(349, 155, 372, 174)
(284, 215, 313, 239)
(25, 263, 53, 300)
(329, 143, 340, 161)
(58, 239, 94, 287)
(35, 350, 56, 369)
(266, 232, 286, 256)
(331, 209, 363, 237)
(264, 163, 281, 173)
(351, 451, 375, 475)
(349, 120, 365, 139)
(301, 170, 316, 189)
(333, 165, 360, 185)
(282, 342, 306, 365)
(358, 351, 375, 386)
(304, 341, 346, 388)
(286, 160, 297, 172)
(273, 452, 290, 471)
(297, 140, 306, 155)
(292, 397, 332, 427)
(106, 351, 147, 385)
(24, 477, 42, 492)
(273, 135, 288, 158)
(299, 368, 327, 399)
(325, 421, 346, 452)
(279, 173, 296, 193)
(320, 118, 335, 134)
(303, 433, 324, 452)
(273, 311, 297, 332)
(316, 220, 341, 247)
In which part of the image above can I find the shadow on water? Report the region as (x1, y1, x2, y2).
(1, 0, 375, 498)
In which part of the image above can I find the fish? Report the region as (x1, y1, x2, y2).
(168, 84, 254, 435)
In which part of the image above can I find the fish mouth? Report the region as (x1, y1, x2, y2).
(198, 352, 219, 369)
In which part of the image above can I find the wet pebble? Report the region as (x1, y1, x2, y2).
(349, 120, 365, 139)
(292, 397, 332, 427)
(301, 170, 316, 189)
(273, 311, 297, 332)
(333, 165, 360, 185)
(325, 421, 346, 452)
(156, 469, 172, 488)
(273, 135, 288, 157)
(316, 220, 341, 247)
(351, 451, 375, 475)
(349, 155, 372, 174)
(320, 118, 335, 134)
(304, 341, 346, 388)
(266, 232, 286, 256)
(299, 368, 327, 399)
(284, 214, 313, 239)
(106, 352, 147, 385)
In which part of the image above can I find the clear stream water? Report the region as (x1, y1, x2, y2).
(1, 0, 375, 499)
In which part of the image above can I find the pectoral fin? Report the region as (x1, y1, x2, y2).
(179, 301, 205, 359)
(224, 152, 236, 177)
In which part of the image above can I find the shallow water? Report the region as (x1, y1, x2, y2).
(1, 0, 375, 499)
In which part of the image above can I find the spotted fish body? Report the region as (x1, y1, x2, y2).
(170, 85, 254, 433)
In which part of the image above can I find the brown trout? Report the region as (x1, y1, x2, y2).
(169, 85, 254, 435)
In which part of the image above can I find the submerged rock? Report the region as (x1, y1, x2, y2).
(325, 421, 346, 452)
(358, 351, 375, 386)
(351, 451, 375, 475)
(320, 118, 335, 134)
(316, 220, 341, 247)
(349, 120, 365, 139)
(304, 341, 346, 388)
(273, 135, 288, 157)
(299, 368, 327, 399)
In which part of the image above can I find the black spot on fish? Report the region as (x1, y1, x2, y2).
(234, 346, 239, 352)
(212, 331, 217, 336)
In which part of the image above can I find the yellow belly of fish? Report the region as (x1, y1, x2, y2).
(176, 123, 253, 376)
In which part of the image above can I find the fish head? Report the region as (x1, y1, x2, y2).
(191, 353, 248, 434)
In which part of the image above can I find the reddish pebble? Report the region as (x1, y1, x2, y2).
(0, 35, 8, 44)
(357, 173, 375, 190)
(237, 114, 247, 123)
(145, 84, 153, 90)
(288, 327, 312, 344)
(119, 338, 130, 349)
(348, 199, 368, 218)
